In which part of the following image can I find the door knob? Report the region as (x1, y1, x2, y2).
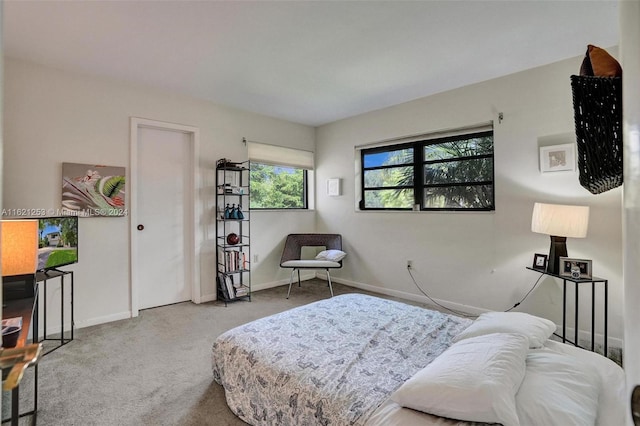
(137, 224, 144, 231)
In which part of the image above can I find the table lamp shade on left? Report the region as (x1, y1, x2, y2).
(1, 220, 38, 277)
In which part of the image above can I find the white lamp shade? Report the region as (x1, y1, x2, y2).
(531, 203, 589, 238)
(1, 220, 39, 276)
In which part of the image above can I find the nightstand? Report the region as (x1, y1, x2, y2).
(527, 267, 608, 356)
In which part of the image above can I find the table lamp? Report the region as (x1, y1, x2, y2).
(1, 219, 39, 278)
(531, 203, 589, 274)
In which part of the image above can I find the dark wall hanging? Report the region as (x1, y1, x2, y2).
(571, 45, 623, 195)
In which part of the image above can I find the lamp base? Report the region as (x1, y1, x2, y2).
(547, 236, 567, 275)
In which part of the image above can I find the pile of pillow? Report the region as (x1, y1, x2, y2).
(390, 311, 600, 426)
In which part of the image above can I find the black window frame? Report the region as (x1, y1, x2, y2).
(360, 130, 495, 211)
(249, 161, 309, 210)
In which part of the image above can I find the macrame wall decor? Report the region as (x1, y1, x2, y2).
(571, 45, 623, 195)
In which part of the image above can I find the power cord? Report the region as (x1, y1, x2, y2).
(505, 272, 545, 312)
(406, 266, 477, 318)
(406, 265, 545, 317)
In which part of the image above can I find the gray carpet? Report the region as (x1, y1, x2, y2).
(2, 280, 382, 426)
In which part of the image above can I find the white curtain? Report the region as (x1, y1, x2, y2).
(247, 142, 314, 170)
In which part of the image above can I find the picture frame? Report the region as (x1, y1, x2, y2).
(539, 143, 576, 173)
(559, 257, 592, 279)
(327, 178, 341, 196)
(532, 253, 548, 270)
(62, 162, 126, 216)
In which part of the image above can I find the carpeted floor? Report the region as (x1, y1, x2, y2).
(2, 280, 378, 426)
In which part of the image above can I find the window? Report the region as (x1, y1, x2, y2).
(248, 142, 313, 210)
(360, 130, 494, 211)
(250, 162, 308, 209)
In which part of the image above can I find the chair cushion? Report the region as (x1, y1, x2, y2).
(281, 260, 341, 268)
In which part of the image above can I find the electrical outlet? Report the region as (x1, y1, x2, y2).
(406, 260, 413, 269)
(253, 254, 259, 263)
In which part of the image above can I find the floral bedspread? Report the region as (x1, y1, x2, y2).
(212, 293, 472, 426)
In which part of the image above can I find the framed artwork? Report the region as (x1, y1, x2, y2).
(539, 143, 576, 173)
(559, 257, 592, 279)
(327, 178, 341, 196)
(532, 253, 547, 270)
(62, 163, 126, 217)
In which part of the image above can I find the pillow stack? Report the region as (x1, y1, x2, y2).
(390, 311, 601, 426)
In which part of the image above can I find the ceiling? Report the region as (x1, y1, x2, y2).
(3, 1, 619, 127)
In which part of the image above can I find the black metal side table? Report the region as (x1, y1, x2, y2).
(36, 269, 74, 354)
(527, 267, 608, 356)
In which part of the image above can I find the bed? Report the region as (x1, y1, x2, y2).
(212, 294, 625, 426)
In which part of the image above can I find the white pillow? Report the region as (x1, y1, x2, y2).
(390, 332, 528, 426)
(516, 349, 600, 426)
(315, 249, 347, 262)
(453, 311, 556, 348)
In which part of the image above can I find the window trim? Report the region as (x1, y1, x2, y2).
(360, 130, 495, 211)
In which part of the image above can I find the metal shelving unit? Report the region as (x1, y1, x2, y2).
(216, 161, 251, 306)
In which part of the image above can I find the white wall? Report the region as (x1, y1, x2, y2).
(316, 54, 624, 343)
(3, 58, 315, 329)
(621, 0, 640, 423)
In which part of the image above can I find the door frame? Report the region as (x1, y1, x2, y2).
(129, 117, 201, 317)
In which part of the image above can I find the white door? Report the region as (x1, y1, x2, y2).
(136, 126, 191, 310)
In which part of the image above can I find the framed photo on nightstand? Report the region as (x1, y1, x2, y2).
(532, 253, 547, 270)
(559, 257, 592, 279)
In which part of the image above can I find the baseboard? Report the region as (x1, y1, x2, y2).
(559, 325, 623, 351)
(321, 273, 487, 316)
(72, 311, 132, 330)
(199, 272, 316, 302)
(66, 274, 624, 353)
(200, 293, 217, 303)
(251, 272, 316, 292)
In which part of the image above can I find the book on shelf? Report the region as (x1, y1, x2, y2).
(224, 274, 236, 299)
(234, 286, 249, 297)
(223, 250, 246, 272)
(217, 272, 236, 300)
(216, 273, 230, 300)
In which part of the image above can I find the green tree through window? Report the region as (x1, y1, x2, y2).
(361, 131, 494, 211)
(250, 162, 307, 209)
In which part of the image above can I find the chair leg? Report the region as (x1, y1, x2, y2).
(297, 269, 301, 287)
(286, 269, 297, 299)
(326, 269, 334, 297)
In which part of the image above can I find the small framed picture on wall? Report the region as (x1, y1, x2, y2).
(532, 253, 548, 270)
(539, 143, 576, 173)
